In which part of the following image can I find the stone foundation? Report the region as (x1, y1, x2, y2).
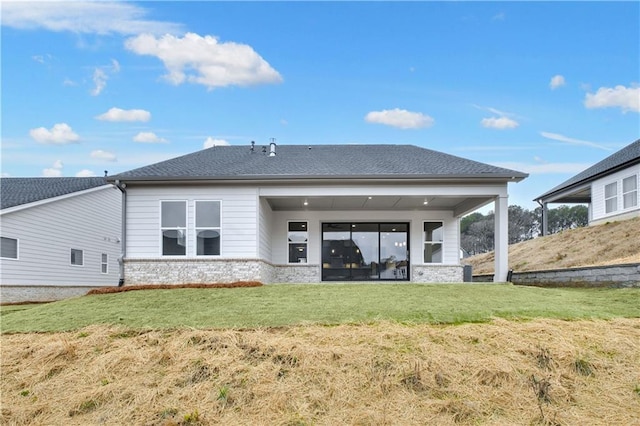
(0, 286, 99, 304)
(411, 264, 464, 283)
(124, 259, 467, 285)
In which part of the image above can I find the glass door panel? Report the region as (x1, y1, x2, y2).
(379, 224, 409, 280)
(322, 223, 351, 280)
(351, 223, 380, 280)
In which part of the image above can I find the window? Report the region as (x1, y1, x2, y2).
(623, 175, 637, 209)
(423, 222, 443, 263)
(161, 201, 187, 255)
(101, 253, 108, 274)
(1, 237, 18, 259)
(605, 182, 617, 214)
(71, 249, 84, 266)
(288, 222, 308, 263)
(195, 201, 221, 256)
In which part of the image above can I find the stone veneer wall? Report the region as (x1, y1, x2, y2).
(273, 264, 321, 283)
(0, 286, 97, 303)
(124, 258, 272, 285)
(411, 265, 464, 283)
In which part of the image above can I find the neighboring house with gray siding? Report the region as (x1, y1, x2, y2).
(0, 178, 122, 302)
(109, 143, 527, 285)
(535, 139, 639, 234)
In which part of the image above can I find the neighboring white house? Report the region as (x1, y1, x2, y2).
(109, 143, 527, 284)
(0, 178, 122, 303)
(535, 139, 639, 234)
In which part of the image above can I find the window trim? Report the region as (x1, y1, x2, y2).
(287, 220, 309, 264)
(423, 220, 444, 264)
(70, 248, 84, 267)
(604, 181, 618, 214)
(622, 174, 638, 210)
(159, 200, 188, 257)
(194, 200, 222, 257)
(101, 253, 108, 274)
(0, 236, 19, 260)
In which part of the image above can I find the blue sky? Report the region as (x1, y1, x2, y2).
(1, 1, 639, 209)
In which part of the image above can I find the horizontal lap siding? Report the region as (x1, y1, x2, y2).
(591, 165, 640, 222)
(125, 186, 258, 258)
(0, 186, 122, 287)
(258, 198, 274, 262)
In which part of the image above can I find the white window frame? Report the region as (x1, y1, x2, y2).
(195, 200, 222, 257)
(160, 200, 188, 256)
(0, 237, 19, 260)
(622, 175, 638, 210)
(287, 221, 308, 264)
(70, 248, 84, 266)
(604, 182, 618, 214)
(423, 221, 444, 264)
(101, 253, 108, 274)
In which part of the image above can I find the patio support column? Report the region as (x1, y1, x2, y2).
(494, 195, 509, 282)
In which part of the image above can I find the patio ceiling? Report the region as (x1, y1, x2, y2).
(265, 195, 494, 215)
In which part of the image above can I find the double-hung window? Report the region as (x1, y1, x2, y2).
(101, 253, 108, 274)
(161, 201, 187, 256)
(288, 222, 308, 263)
(622, 175, 637, 209)
(423, 222, 443, 263)
(604, 182, 618, 214)
(1, 237, 18, 259)
(195, 201, 221, 256)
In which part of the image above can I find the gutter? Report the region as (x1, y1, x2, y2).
(114, 180, 127, 287)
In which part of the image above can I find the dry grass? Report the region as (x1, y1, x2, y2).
(2, 319, 640, 425)
(467, 217, 640, 274)
(85, 281, 263, 296)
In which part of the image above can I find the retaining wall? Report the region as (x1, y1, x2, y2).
(473, 263, 640, 288)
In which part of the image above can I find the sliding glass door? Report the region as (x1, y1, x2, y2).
(322, 223, 409, 281)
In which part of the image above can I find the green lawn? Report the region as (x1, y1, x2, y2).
(1, 284, 639, 333)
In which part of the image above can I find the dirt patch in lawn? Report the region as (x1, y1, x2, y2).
(467, 217, 640, 274)
(2, 319, 639, 425)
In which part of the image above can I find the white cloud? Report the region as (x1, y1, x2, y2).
(584, 84, 640, 113)
(540, 131, 611, 151)
(30, 123, 80, 144)
(549, 74, 565, 90)
(364, 108, 434, 129)
(133, 131, 167, 143)
(124, 32, 283, 89)
(96, 107, 151, 122)
(91, 68, 107, 96)
(203, 137, 230, 149)
(90, 150, 117, 162)
(492, 12, 506, 21)
(75, 169, 96, 177)
(63, 78, 77, 87)
(42, 159, 63, 177)
(1, 1, 182, 35)
(481, 116, 519, 129)
(90, 60, 120, 96)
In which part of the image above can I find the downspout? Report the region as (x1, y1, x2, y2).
(114, 180, 127, 286)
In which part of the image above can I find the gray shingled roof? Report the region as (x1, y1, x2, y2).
(110, 144, 528, 182)
(535, 139, 640, 202)
(1, 177, 109, 210)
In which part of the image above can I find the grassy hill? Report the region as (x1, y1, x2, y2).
(466, 217, 640, 274)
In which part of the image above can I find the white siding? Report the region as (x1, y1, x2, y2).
(0, 185, 122, 287)
(270, 210, 460, 266)
(126, 185, 259, 259)
(258, 197, 274, 261)
(591, 164, 640, 222)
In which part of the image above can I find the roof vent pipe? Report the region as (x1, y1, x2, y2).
(269, 138, 276, 157)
